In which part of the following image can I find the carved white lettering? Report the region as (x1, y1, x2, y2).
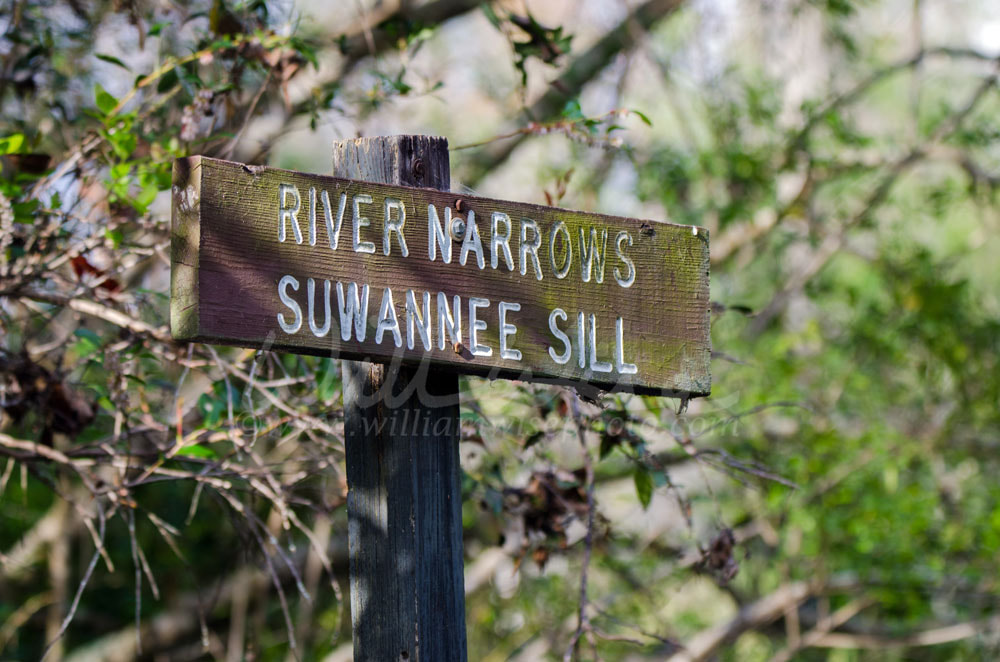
(308, 188, 317, 246)
(490, 212, 514, 271)
(427, 204, 452, 263)
(383, 197, 408, 257)
(579, 227, 608, 284)
(498, 301, 521, 361)
(352, 194, 376, 254)
(588, 314, 612, 373)
(375, 287, 401, 347)
(405, 289, 432, 351)
(336, 281, 369, 342)
(468, 297, 492, 357)
(309, 188, 346, 250)
(520, 218, 543, 280)
(307, 277, 331, 337)
(613, 231, 635, 288)
(277, 274, 302, 333)
(550, 221, 572, 279)
(278, 184, 302, 244)
(437, 292, 462, 351)
(328, 191, 347, 250)
(615, 317, 638, 374)
(548, 308, 571, 365)
(459, 210, 485, 269)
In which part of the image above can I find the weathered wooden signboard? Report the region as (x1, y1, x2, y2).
(171, 155, 710, 396)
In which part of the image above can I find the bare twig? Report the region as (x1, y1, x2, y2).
(126, 509, 144, 656)
(223, 69, 273, 161)
(0, 591, 54, 653)
(812, 613, 1000, 649)
(461, 0, 686, 186)
(12, 289, 171, 343)
(666, 580, 819, 662)
(749, 71, 998, 334)
(452, 109, 642, 151)
(770, 596, 873, 662)
(41, 504, 109, 661)
(711, 48, 1000, 267)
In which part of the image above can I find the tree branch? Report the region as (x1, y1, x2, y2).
(242, 0, 482, 162)
(770, 597, 873, 662)
(712, 46, 1000, 267)
(811, 613, 1000, 650)
(11, 289, 171, 343)
(748, 70, 998, 334)
(666, 581, 819, 662)
(458, 0, 686, 187)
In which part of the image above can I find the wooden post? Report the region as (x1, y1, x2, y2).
(334, 136, 467, 662)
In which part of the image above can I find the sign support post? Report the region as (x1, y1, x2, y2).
(333, 136, 467, 662)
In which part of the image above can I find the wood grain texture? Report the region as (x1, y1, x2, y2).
(170, 157, 201, 340)
(337, 135, 466, 662)
(169, 154, 710, 396)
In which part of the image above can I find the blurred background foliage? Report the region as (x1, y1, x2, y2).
(1, 0, 1000, 660)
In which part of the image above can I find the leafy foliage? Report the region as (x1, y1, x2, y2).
(2, 1, 1000, 661)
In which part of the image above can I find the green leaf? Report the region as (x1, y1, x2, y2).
(177, 64, 203, 96)
(561, 99, 584, 121)
(290, 36, 319, 69)
(131, 183, 158, 213)
(96, 53, 130, 70)
(109, 161, 131, 181)
(631, 109, 652, 126)
(197, 393, 223, 428)
(374, 70, 412, 95)
(125, 374, 146, 387)
(634, 466, 653, 509)
(480, 3, 502, 29)
(74, 327, 102, 345)
(316, 358, 340, 402)
(12, 199, 39, 223)
(104, 228, 124, 249)
(95, 83, 118, 115)
(147, 21, 168, 37)
(73, 327, 102, 354)
(523, 430, 544, 449)
(599, 434, 619, 460)
(175, 444, 218, 459)
(106, 129, 137, 159)
(156, 67, 179, 93)
(0, 133, 25, 155)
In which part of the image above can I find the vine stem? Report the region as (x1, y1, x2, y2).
(109, 33, 289, 117)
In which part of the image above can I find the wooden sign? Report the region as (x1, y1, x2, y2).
(171, 156, 710, 396)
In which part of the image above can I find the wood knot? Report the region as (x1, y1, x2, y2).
(411, 158, 425, 180)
